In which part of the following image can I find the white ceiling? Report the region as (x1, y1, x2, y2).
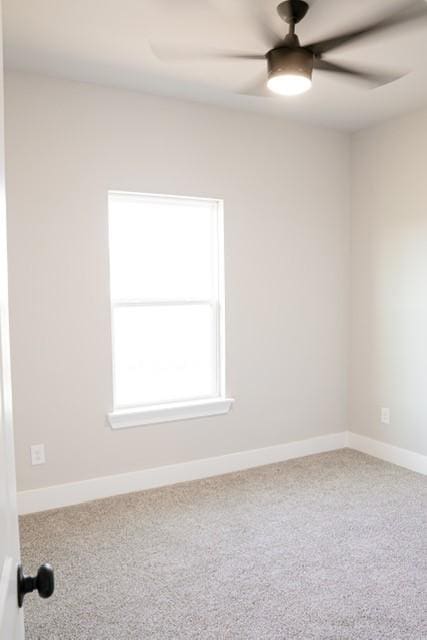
(4, 0, 427, 131)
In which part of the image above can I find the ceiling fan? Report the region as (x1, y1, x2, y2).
(152, 0, 427, 97)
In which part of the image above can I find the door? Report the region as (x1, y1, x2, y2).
(0, 2, 25, 636)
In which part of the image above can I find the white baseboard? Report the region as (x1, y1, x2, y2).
(18, 431, 426, 515)
(17, 431, 347, 515)
(348, 432, 427, 476)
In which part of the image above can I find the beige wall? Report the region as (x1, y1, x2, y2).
(5, 71, 350, 492)
(350, 109, 427, 456)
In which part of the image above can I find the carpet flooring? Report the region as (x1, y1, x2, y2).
(20, 449, 427, 640)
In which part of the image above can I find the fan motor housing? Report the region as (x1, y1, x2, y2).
(267, 47, 313, 83)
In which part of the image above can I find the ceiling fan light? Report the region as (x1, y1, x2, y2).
(267, 73, 312, 96)
(266, 46, 313, 97)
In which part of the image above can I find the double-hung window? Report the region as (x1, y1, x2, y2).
(107, 192, 233, 428)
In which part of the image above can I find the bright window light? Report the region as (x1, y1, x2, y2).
(108, 192, 225, 410)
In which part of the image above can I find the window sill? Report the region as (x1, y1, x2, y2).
(108, 397, 234, 430)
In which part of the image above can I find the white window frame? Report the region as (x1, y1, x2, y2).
(107, 191, 234, 429)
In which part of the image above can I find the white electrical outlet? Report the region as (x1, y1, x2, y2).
(381, 408, 390, 425)
(30, 444, 45, 465)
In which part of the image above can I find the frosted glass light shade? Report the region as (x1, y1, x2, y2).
(267, 73, 312, 96)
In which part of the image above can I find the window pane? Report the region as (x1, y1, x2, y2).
(113, 304, 218, 407)
(109, 194, 218, 301)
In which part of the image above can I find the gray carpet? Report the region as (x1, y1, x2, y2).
(20, 449, 427, 640)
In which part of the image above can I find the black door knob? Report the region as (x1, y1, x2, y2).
(17, 563, 54, 608)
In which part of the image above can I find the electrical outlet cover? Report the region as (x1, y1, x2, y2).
(381, 408, 390, 425)
(30, 444, 45, 465)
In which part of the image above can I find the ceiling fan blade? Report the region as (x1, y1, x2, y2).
(306, 0, 427, 54)
(255, 13, 284, 48)
(151, 44, 265, 62)
(314, 58, 405, 87)
(238, 74, 270, 97)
